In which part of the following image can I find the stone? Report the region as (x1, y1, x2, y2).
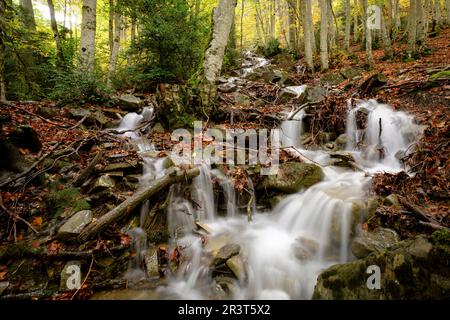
(102, 161, 139, 172)
(0, 281, 9, 296)
(60, 261, 81, 291)
(93, 110, 109, 126)
(234, 92, 251, 106)
(408, 236, 433, 259)
(37, 106, 58, 119)
(279, 85, 307, 102)
(226, 255, 246, 282)
(212, 243, 241, 266)
(351, 228, 400, 259)
(9, 125, 42, 152)
(383, 194, 401, 209)
(144, 247, 160, 278)
(335, 134, 348, 148)
(118, 94, 144, 112)
(340, 67, 364, 80)
(204, 234, 232, 257)
(258, 162, 324, 194)
(321, 72, 345, 86)
(92, 175, 116, 191)
(58, 210, 93, 237)
(304, 86, 328, 103)
(218, 82, 237, 93)
(68, 108, 91, 120)
(151, 122, 165, 134)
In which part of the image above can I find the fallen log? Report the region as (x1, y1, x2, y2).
(397, 195, 446, 228)
(78, 167, 200, 241)
(72, 150, 105, 188)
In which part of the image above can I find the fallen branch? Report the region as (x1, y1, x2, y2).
(78, 167, 200, 241)
(397, 195, 444, 227)
(72, 150, 105, 188)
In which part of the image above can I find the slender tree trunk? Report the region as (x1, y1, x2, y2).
(446, 0, 450, 24)
(109, 0, 114, 57)
(270, 0, 276, 37)
(302, 0, 314, 72)
(434, 0, 442, 25)
(362, 0, 373, 67)
(319, 0, 329, 70)
(47, 0, 65, 68)
(287, 1, 296, 50)
(195, 0, 201, 16)
(416, 0, 427, 48)
(353, 0, 358, 42)
(345, 0, 351, 50)
(80, 0, 97, 72)
(19, 0, 36, 31)
(108, 11, 121, 87)
(359, 0, 367, 44)
(240, 0, 245, 52)
(408, 0, 417, 51)
(201, 0, 237, 109)
(0, 0, 6, 101)
(381, 11, 393, 58)
(327, 0, 336, 49)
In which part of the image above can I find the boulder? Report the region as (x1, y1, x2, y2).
(58, 210, 93, 237)
(303, 86, 328, 103)
(226, 255, 246, 282)
(118, 94, 144, 112)
(383, 194, 401, 209)
(68, 108, 91, 120)
(258, 162, 324, 194)
(335, 134, 348, 148)
(340, 67, 364, 80)
(279, 85, 307, 102)
(212, 243, 241, 266)
(313, 231, 450, 299)
(9, 125, 42, 152)
(102, 161, 139, 173)
(321, 72, 345, 86)
(234, 92, 252, 106)
(351, 228, 400, 258)
(218, 82, 238, 93)
(91, 175, 116, 192)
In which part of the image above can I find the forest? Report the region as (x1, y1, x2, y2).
(0, 0, 449, 301)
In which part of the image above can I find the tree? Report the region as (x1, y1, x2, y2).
(344, 0, 351, 51)
(319, 0, 329, 70)
(47, 0, 65, 68)
(201, 0, 237, 109)
(362, 0, 373, 67)
(0, 0, 6, 101)
(80, 0, 97, 72)
(302, 0, 314, 71)
(380, 8, 393, 59)
(353, 0, 359, 42)
(107, 1, 122, 86)
(434, 0, 442, 25)
(408, 0, 417, 51)
(19, 0, 36, 31)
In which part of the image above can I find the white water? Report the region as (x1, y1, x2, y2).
(112, 81, 423, 300)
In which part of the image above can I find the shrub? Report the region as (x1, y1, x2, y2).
(258, 37, 283, 58)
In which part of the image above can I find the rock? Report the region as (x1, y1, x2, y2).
(93, 110, 109, 126)
(118, 94, 144, 112)
(58, 210, 93, 237)
(321, 72, 345, 86)
(383, 194, 401, 209)
(226, 255, 246, 282)
(151, 123, 165, 134)
(292, 237, 319, 260)
(218, 82, 238, 93)
(144, 247, 160, 278)
(330, 151, 356, 168)
(204, 234, 232, 257)
(360, 72, 388, 95)
(36, 106, 58, 119)
(303, 86, 328, 103)
(102, 161, 139, 173)
(0, 281, 9, 296)
(258, 162, 324, 194)
(340, 67, 364, 80)
(212, 243, 241, 266)
(335, 134, 348, 148)
(234, 92, 251, 106)
(60, 261, 81, 291)
(279, 85, 307, 102)
(215, 275, 239, 297)
(313, 233, 450, 300)
(68, 108, 91, 120)
(91, 175, 116, 192)
(351, 228, 400, 258)
(9, 125, 42, 152)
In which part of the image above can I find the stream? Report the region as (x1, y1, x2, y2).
(92, 56, 424, 300)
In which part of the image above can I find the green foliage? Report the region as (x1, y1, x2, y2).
(429, 70, 450, 81)
(257, 37, 283, 58)
(44, 187, 91, 217)
(118, 0, 209, 86)
(48, 70, 112, 106)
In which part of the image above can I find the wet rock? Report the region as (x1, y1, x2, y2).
(351, 228, 400, 258)
(144, 247, 160, 278)
(313, 232, 450, 299)
(330, 151, 356, 168)
(212, 243, 241, 266)
(335, 134, 348, 148)
(340, 67, 364, 80)
(383, 194, 401, 208)
(258, 162, 324, 194)
(316, 132, 336, 144)
(9, 125, 42, 152)
(218, 82, 238, 93)
(58, 210, 93, 237)
(0, 281, 9, 296)
(303, 86, 328, 103)
(226, 255, 246, 282)
(118, 94, 144, 112)
(60, 261, 81, 291)
(292, 237, 320, 260)
(215, 275, 239, 297)
(321, 72, 345, 86)
(204, 234, 232, 257)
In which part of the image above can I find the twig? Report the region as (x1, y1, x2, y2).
(0, 194, 38, 234)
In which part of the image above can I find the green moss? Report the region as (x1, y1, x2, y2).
(429, 70, 450, 81)
(44, 187, 91, 217)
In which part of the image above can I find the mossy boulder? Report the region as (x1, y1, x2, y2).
(313, 233, 450, 299)
(44, 187, 91, 217)
(258, 162, 324, 194)
(321, 73, 345, 86)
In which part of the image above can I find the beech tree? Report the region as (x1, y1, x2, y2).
(80, 0, 97, 72)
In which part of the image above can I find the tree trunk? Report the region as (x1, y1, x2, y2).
(381, 10, 393, 59)
(200, 0, 237, 110)
(359, 0, 367, 44)
(195, 0, 201, 16)
(0, 0, 5, 101)
(270, 0, 276, 37)
(408, 0, 417, 51)
(353, 0, 359, 42)
(78, 167, 200, 241)
(416, 0, 427, 48)
(107, 10, 121, 87)
(287, 1, 296, 50)
(327, 0, 336, 49)
(80, 0, 97, 72)
(19, 0, 36, 31)
(319, 0, 329, 70)
(108, 0, 114, 56)
(302, 0, 314, 72)
(345, 0, 351, 50)
(434, 0, 442, 25)
(362, 0, 373, 67)
(446, 0, 450, 24)
(47, 0, 65, 68)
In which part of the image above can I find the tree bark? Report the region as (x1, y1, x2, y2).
(446, 0, 450, 24)
(200, 0, 237, 110)
(408, 0, 417, 51)
(380, 9, 393, 59)
(353, 0, 358, 42)
(434, 0, 442, 25)
(107, 9, 121, 87)
(362, 0, 373, 67)
(302, 0, 314, 72)
(47, 0, 65, 68)
(108, 0, 114, 56)
(19, 0, 36, 31)
(0, 0, 5, 101)
(287, 1, 296, 50)
(345, 0, 351, 50)
(416, 0, 427, 48)
(327, 0, 336, 49)
(319, 0, 329, 70)
(80, 0, 97, 72)
(78, 167, 200, 241)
